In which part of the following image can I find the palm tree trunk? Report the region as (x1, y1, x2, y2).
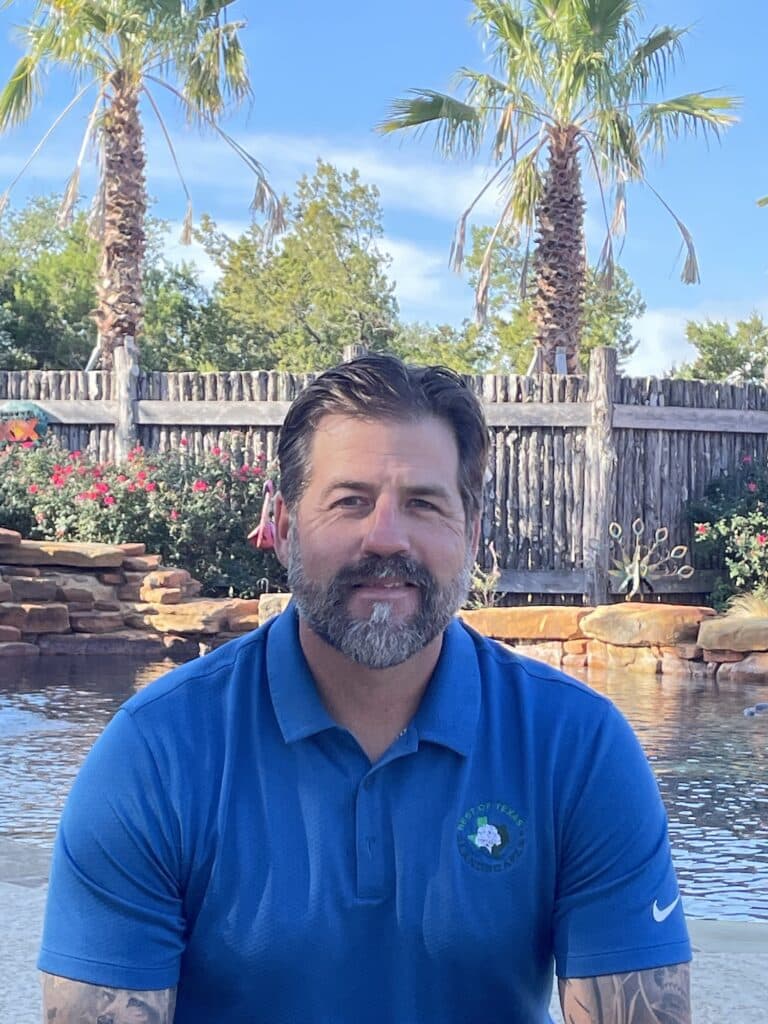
(531, 125, 585, 374)
(94, 71, 146, 370)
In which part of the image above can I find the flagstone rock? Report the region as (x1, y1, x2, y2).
(0, 582, 11, 602)
(258, 593, 292, 625)
(0, 528, 21, 546)
(38, 630, 196, 661)
(717, 653, 768, 683)
(0, 565, 40, 576)
(69, 610, 126, 633)
(127, 599, 239, 635)
(142, 569, 191, 590)
(659, 643, 702, 661)
(697, 617, 768, 653)
(227, 600, 261, 632)
(8, 577, 58, 602)
(123, 555, 162, 572)
(0, 642, 39, 656)
(0, 625, 21, 642)
(580, 604, 715, 647)
(563, 639, 588, 655)
(562, 653, 588, 671)
(604, 643, 661, 674)
(702, 649, 745, 663)
(0, 540, 125, 569)
(42, 571, 117, 606)
(140, 587, 183, 605)
(459, 607, 589, 641)
(661, 654, 715, 678)
(511, 641, 564, 668)
(117, 543, 146, 557)
(0, 602, 69, 633)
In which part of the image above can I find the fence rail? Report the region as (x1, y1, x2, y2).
(3, 348, 765, 604)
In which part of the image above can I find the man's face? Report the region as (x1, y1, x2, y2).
(274, 413, 480, 669)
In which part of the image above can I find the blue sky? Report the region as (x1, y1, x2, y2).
(1, 0, 766, 374)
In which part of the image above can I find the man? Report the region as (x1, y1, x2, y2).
(39, 355, 691, 1023)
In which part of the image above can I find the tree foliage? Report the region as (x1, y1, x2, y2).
(672, 315, 768, 383)
(200, 161, 399, 371)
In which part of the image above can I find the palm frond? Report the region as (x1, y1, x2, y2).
(578, 0, 636, 51)
(376, 89, 483, 157)
(638, 92, 741, 153)
(643, 178, 700, 284)
(504, 144, 545, 231)
(59, 87, 104, 227)
(0, 54, 41, 128)
(449, 155, 516, 272)
(143, 83, 194, 234)
(758, 196, 768, 208)
(591, 107, 644, 180)
(626, 26, 686, 92)
(582, 132, 616, 288)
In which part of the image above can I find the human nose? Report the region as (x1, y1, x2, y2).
(360, 496, 410, 557)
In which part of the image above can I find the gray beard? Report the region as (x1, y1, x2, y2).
(286, 520, 473, 669)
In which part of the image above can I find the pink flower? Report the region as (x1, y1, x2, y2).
(192, 479, 208, 492)
(170, 509, 179, 521)
(144, 481, 157, 492)
(695, 523, 710, 537)
(742, 454, 753, 464)
(127, 483, 136, 493)
(211, 446, 222, 456)
(758, 534, 767, 546)
(69, 450, 82, 460)
(27, 484, 39, 494)
(94, 482, 109, 494)
(180, 438, 188, 448)
(104, 495, 115, 506)
(136, 470, 147, 481)
(22, 440, 34, 449)
(117, 474, 127, 483)
(747, 482, 758, 493)
(77, 465, 88, 476)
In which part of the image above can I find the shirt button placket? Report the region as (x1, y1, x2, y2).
(356, 772, 385, 900)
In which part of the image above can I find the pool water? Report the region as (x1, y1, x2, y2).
(0, 656, 766, 919)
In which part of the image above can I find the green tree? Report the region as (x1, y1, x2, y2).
(447, 225, 644, 373)
(672, 315, 768, 383)
(202, 161, 399, 370)
(378, 0, 738, 372)
(0, 0, 281, 368)
(0, 196, 98, 368)
(392, 321, 494, 373)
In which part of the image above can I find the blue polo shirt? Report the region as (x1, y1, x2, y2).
(40, 606, 690, 1023)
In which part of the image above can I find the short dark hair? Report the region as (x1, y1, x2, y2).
(278, 354, 489, 522)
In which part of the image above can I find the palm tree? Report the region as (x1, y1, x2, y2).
(0, 0, 283, 369)
(378, 0, 739, 373)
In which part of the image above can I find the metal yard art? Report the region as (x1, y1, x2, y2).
(608, 518, 694, 601)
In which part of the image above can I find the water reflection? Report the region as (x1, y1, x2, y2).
(0, 657, 766, 919)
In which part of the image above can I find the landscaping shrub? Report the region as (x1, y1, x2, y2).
(690, 452, 768, 609)
(0, 437, 285, 598)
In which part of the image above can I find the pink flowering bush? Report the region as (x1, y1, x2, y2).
(0, 437, 285, 598)
(691, 452, 768, 607)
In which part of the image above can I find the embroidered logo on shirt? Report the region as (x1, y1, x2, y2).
(652, 895, 681, 922)
(456, 802, 525, 873)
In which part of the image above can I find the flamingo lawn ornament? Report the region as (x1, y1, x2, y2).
(248, 479, 276, 550)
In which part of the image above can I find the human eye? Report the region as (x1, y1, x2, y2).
(333, 494, 369, 509)
(408, 497, 439, 511)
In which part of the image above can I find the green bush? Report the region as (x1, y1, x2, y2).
(0, 437, 285, 598)
(690, 452, 768, 609)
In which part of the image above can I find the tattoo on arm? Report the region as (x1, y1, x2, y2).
(41, 972, 177, 1023)
(558, 963, 691, 1024)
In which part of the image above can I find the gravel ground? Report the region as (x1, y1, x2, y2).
(1, 838, 765, 1023)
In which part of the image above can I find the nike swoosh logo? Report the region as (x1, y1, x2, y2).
(652, 895, 681, 922)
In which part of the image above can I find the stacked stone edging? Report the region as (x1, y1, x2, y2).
(0, 529, 264, 659)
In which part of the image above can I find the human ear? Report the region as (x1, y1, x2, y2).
(272, 492, 293, 568)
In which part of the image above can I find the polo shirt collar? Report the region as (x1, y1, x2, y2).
(266, 603, 481, 756)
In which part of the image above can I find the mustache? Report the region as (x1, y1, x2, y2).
(330, 555, 435, 591)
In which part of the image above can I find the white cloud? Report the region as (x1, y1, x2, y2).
(628, 299, 768, 376)
(382, 236, 472, 323)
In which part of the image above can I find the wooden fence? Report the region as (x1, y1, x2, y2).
(3, 347, 767, 605)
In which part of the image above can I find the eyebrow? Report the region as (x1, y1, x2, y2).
(320, 480, 455, 503)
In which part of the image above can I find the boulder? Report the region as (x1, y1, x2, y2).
(605, 643, 661, 673)
(227, 600, 261, 632)
(661, 654, 715, 679)
(562, 652, 587, 672)
(563, 639, 588, 655)
(8, 577, 58, 602)
(258, 593, 292, 625)
(697, 616, 768, 653)
(0, 642, 39, 656)
(0, 602, 69, 633)
(0, 528, 21, 546)
(139, 587, 183, 605)
(459, 607, 589, 641)
(0, 540, 125, 569)
(42, 571, 117, 606)
(142, 569, 191, 590)
(659, 643, 702, 661)
(580, 603, 715, 647)
(717, 653, 768, 683)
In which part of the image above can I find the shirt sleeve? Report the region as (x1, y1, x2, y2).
(38, 708, 185, 990)
(552, 700, 691, 978)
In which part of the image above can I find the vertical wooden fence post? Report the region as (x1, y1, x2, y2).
(583, 347, 618, 606)
(113, 337, 139, 462)
(342, 343, 368, 362)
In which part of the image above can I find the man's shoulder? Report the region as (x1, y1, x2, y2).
(121, 621, 271, 723)
(459, 617, 611, 710)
